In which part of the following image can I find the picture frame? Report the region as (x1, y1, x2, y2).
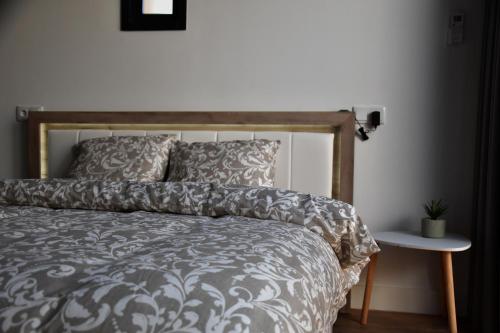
(121, 0, 187, 31)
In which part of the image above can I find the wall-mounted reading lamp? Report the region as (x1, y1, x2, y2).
(352, 105, 386, 141)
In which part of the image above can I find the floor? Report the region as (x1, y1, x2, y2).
(334, 310, 467, 333)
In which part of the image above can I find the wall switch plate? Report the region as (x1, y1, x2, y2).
(448, 12, 464, 45)
(352, 105, 386, 127)
(16, 105, 44, 122)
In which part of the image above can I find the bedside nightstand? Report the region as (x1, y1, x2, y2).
(360, 231, 471, 333)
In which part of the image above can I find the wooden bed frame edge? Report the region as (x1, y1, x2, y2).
(27, 111, 355, 204)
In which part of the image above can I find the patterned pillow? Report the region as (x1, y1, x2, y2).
(67, 135, 176, 182)
(167, 139, 280, 187)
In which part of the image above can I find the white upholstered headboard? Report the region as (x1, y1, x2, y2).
(47, 129, 334, 197)
(27, 112, 355, 202)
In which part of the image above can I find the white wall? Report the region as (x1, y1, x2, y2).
(0, 0, 483, 315)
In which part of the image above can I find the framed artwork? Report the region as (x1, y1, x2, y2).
(121, 0, 186, 31)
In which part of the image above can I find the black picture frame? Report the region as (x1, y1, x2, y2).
(121, 0, 186, 31)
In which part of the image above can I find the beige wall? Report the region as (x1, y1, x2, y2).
(0, 0, 483, 315)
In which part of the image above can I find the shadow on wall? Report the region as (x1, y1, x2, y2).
(0, 1, 29, 178)
(0, 1, 17, 40)
(394, 217, 415, 231)
(11, 122, 27, 178)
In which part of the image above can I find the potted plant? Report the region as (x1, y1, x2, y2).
(421, 199, 448, 238)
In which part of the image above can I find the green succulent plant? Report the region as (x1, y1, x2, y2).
(423, 199, 448, 220)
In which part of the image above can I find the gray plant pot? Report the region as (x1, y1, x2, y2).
(421, 218, 446, 238)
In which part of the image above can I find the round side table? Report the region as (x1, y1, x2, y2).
(360, 230, 471, 333)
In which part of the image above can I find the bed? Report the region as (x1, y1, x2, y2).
(0, 111, 379, 333)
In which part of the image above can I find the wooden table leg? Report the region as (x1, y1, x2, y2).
(360, 253, 378, 325)
(440, 258, 448, 318)
(441, 251, 457, 333)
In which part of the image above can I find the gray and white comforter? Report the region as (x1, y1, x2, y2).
(0, 179, 379, 333)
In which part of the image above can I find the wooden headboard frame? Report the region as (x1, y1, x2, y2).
(27, 111, 355, 203)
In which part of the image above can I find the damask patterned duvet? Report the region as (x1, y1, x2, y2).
(0, 180, 379, 333)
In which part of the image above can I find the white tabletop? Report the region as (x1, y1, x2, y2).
(373, 231, 471, 252)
